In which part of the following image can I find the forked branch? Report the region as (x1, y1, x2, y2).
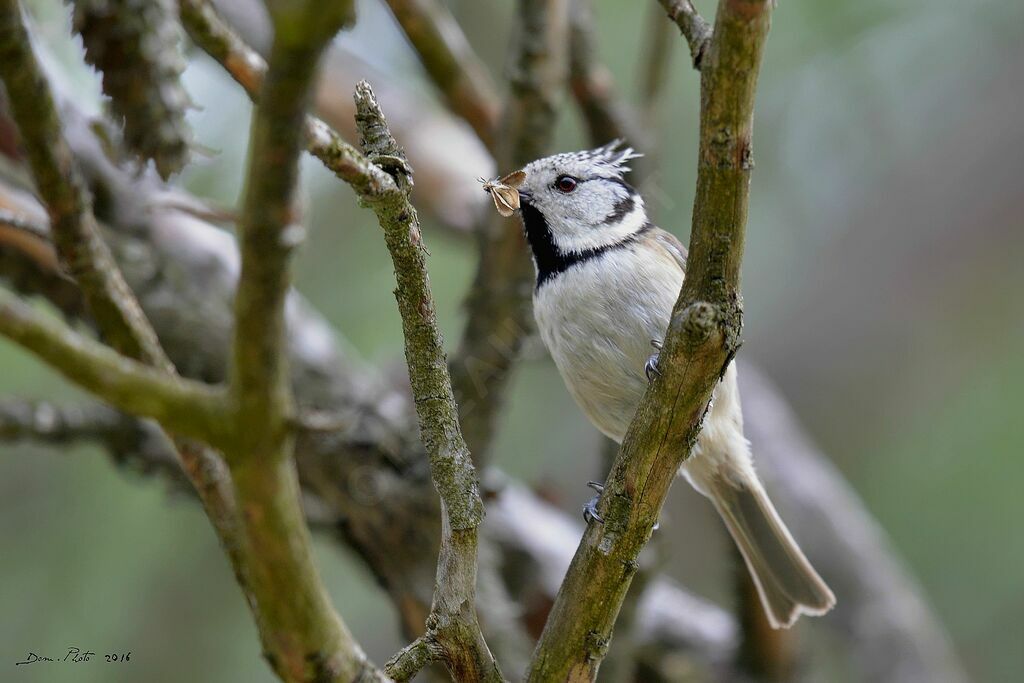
(657, 0, 712, 68)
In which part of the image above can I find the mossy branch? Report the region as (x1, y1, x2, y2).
(354, 81, 502, 683)
(0, 287, 232, 444)
(525, 1, 773, 680)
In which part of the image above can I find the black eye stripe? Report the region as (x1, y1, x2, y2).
(600, 194, 636, 225)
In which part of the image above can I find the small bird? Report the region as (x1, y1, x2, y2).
(490, 141, 836, 628)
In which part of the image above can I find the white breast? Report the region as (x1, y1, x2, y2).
(533, 242, 683, 441)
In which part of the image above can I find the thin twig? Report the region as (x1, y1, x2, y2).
(656, 0, 712, 69)
(355, 81, 503, 683)
(526, 1, 774, 679)
(382, 0, 501, 150)
(449, 0, 570, 464)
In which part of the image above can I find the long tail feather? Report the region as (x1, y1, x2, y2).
(708, 477, 836, 629)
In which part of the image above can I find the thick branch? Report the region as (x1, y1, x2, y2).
(355, 81, 502, 683)
(450, 0, 570, 463)
(382, 0, 501, 150)
(656, 0, 712, 69)
(526, 2, 773, 680)
(228, 25, 317, 450)
(215, 3, 388, 681)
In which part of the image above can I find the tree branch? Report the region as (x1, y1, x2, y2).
(354, 81, 503, 683)
(0, 206, 50, 243)
(178, 0, 396, 200)
(0, 287, 233, 444)
(637, 2, 675, 128)
(0, 0, 166, 367)
(209, 3, 392, 681)
(449, 0, 570, 463)
(0, 11, 248, 667)
(381, 0, 501, 150)
(526, 1, 773, 679)
(656, 0, 712, 69)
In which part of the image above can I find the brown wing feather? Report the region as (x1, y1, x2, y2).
(648, 227, 688, 273)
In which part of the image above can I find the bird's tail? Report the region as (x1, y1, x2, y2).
(707, 476, 836, 629)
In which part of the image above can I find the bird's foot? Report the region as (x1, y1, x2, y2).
(583, 481, 604, 524)
(645, 339, 663, 383)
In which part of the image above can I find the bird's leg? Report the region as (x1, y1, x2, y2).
(583, 481, 604, 524)
(582, 480, 660, 531)
(645, 339, 663, 383)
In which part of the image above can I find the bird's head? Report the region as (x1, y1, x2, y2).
(516, 141, 646, 256)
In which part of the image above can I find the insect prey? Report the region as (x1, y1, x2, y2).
(480, 170, 526, 217)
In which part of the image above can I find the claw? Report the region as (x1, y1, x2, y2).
(583, 481, 605, 524)
(645, 353, 661, 382)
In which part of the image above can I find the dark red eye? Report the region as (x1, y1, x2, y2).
(555, 175, 578, 193)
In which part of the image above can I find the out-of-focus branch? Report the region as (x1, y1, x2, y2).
(72, 0, 191, 179)
(381, 0, 501, 150)
(0, 9, 254, 677)
(0, 288, 232, 444)
(450, 0, 570, 464)
(656, 0, 712, 69)
(638, 2, 674, 127)
(526, 2, 773, 679)
(227, 3, 331, 451)
(735, 548, 794, 681)
(0, 207, 49, 242)
(178, 0, 396, 199)
(216, 2, 391, 681)
(568, 0, 646, 150)
(0, 1, 239, 557)
(738, 366, 970, 683)
(0, 0, 166, 366)
(354, 81, 502, 683)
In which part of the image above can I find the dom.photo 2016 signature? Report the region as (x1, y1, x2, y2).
(15, 648, 130, 666)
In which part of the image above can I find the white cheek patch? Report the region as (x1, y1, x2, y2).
(554, 196, 647, 254)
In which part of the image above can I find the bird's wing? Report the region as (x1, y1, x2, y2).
(650, 227, 688, 272)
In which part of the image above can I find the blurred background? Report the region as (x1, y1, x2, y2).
(1, 0, 1022, 681)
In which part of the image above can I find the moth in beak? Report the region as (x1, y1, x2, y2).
(480, 170, 527, 217)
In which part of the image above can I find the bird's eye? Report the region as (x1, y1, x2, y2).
(555, 175, 578, 193)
